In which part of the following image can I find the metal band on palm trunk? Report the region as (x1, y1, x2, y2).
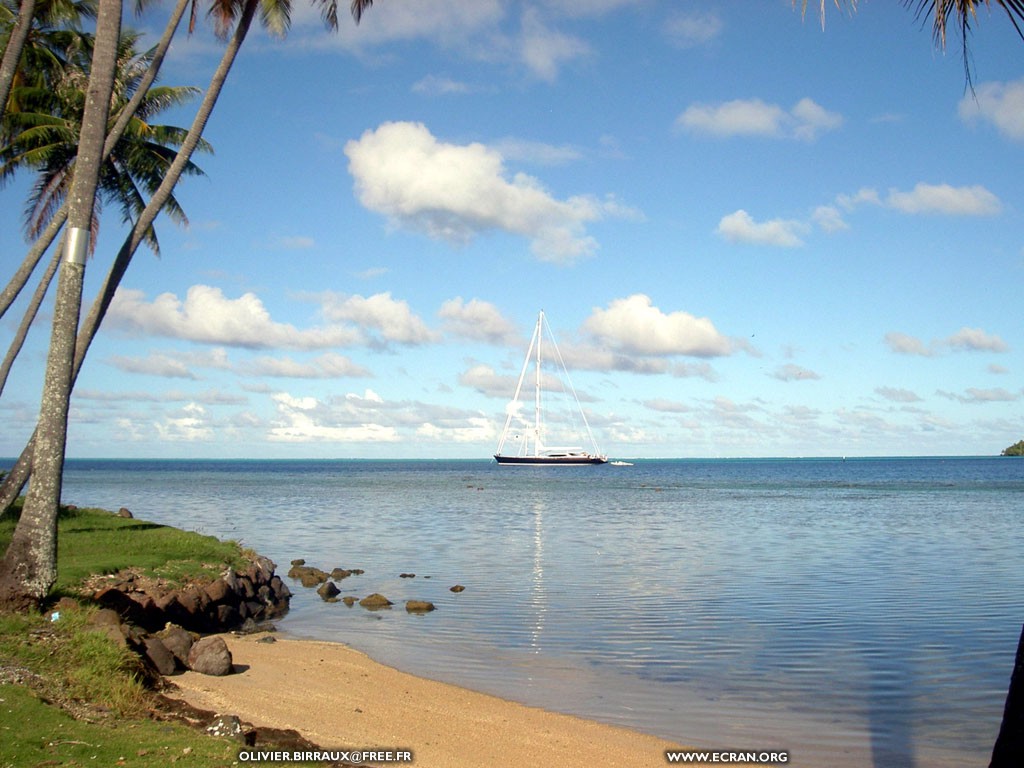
(64, 227, 89, 265)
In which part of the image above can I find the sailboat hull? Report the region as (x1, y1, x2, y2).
(494, 453, 608, 466)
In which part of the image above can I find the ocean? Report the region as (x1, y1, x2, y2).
(56, 456, 1023, 767)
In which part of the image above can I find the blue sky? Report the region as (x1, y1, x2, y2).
(2, 0, 1023, 459)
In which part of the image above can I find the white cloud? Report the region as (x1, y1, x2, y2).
(836, 188, 882, 211)
(945, 327, 1009, 353)
(439, 298, 520, 345)
(790, 97, 844, 140)
(155, 403, 214, 442)
(321, 291, 439, 346)
(268, 391, 400, 443)
(959, 78, 1024, 141)
(676, 97, 842, 140)
(108, 286, 358, 349)
(582, 294, 735, 357)
(459, 363, 516, 398)
(345, 121, 633, 263)
(812, 205, 848, 233)
(884, 183, 1002, 216)
(519, 7, 590, 81)
(885, 331, 933, 357)
(716, 210, 806, 247)
(937, 387, 1021, 404)
(107, 353, 198, 379)
(492, 137, 583, 166)
(412, 75, 472, 95)
(663, 10, 722, 48)
(885, 327, 1008, 356)
(771, 364, 820, 382)
(876, 386, 923, 403)
(416, 417, 495, 443)
(241, 352, 372, 379)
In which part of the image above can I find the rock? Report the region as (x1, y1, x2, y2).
(206, 714, 244, 740)
(358, 593, 393, 610)
(91, 622, 130, 648)
(117, 507, 134, 518)
(290, 559, 306, 567)
(350, 569, 364, 575)
(287, 565, 329, 587)
(157, 625, 194, 666)
(449, 585, 466, 593)
(204, 579, 232, 604)
(88, 607, 124, 626)
(329, 568, 351, 580)
(399, 573, 415, 579)
(215, 604, 239, 627)
(257, 635, 277, 644)
(317, 582, 340, 601)
(342, 596, 357, 607)
(405, 600, 435, 613)
(55, 597, 80, 613)
(187, 636, 233, 676)
(143, 635, 178, 675)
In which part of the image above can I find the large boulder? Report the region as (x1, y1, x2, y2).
(142, 635, 178, 675)
(157, 624, 195, 666)
(187, 636, 233, 676)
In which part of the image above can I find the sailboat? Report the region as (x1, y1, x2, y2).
(494, 311, 608, 466)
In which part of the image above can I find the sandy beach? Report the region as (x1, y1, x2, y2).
(166, 633, 686, 767)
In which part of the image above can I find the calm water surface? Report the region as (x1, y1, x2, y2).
(58, 457, 1023, 767)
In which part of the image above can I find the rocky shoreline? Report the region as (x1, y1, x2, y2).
(64, 549, 290, 682)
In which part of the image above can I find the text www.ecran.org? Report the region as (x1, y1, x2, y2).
(666, 751, 789, 764)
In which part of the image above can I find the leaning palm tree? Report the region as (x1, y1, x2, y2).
(0, 0, 189, 322)
(0, 0, 121, 612)
(0, 0, 381, 611)
(0, 27, 209, 397)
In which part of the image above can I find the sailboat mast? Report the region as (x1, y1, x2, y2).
(534, 310, 543, 455)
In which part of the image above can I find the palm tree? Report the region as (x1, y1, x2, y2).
(0, 0, 380, 610)
(808, 1, 1024, 81)
(0, 26, 209, 397)
(0, 0, 97, 124)
(1, 29, 208, 255)
(0, 0, 97, 321)
(0, 0, 189, 336)
(0, 0, 121, 611)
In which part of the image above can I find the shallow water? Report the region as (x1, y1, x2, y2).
(58, 457, 1023, 767)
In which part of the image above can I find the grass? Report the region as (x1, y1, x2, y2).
(0, 501, 291, 767)
(0, 502, 248, 593)
(0, 603, 244, 768)
(0, 684, 240, 767)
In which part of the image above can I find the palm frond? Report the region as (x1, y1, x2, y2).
(350, 0, 373, 24)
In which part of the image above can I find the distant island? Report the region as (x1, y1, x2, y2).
(1001, 440, 1024, 456)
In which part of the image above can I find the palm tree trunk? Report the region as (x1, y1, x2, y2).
(0, 0, 36, 124)
(0, 0, 122, 611)
(0, 213, 65, 321)
(991, 623, 1024, 767)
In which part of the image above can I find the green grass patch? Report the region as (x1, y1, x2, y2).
(0, 684, 241, 767)
(0, 609, 146, 714)
(0, 504, 248, 594)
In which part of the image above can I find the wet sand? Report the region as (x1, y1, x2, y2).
(167, 633, 687, 767)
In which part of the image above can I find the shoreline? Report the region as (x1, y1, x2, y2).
(166, 632, 686, 767)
